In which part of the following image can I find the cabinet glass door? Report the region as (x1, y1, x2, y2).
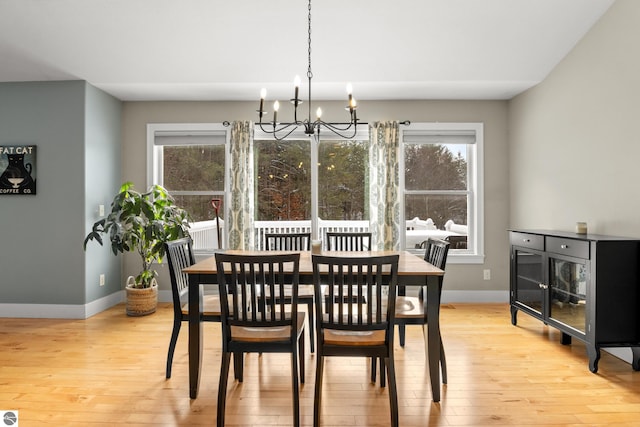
(514, 249, 544, 314)
(548, 257, 587, 333)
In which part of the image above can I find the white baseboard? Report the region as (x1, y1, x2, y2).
(0, 290, 177, 319)
(0, 291, 124, 319)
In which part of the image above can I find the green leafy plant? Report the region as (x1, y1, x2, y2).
(84, 182, 191, 288)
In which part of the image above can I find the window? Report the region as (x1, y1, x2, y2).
(401, 123, 484, 263)
(147, 123, 228, 250)
(253, 128, 369, 246)
(147, 122, 482, 261)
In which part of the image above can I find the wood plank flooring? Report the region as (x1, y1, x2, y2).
(2, 303, 640, 426)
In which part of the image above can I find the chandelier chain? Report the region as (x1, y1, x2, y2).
(307, 0, 312, 80)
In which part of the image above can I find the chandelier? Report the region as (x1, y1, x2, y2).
(257, 0, 359, 140)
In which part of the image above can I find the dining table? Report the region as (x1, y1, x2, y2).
(183, 249, 446, 402)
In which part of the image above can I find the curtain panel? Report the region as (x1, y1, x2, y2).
(369, 121, 401, 251)
(227, 121, 255, 250)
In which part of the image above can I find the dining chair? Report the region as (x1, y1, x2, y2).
(215, 252, 306, 427)
(312, 254, 400, 427)
(394, 238, 450, 382)
(165, 237, 223, 379)
(325, 231, 371, 251)
(264, 232, 319, 353)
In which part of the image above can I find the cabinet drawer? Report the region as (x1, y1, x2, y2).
(510, 232, 544, 251)
(546, 237, 589, 259)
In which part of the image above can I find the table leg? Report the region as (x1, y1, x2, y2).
(424, 275, 441, 402)
(188, 274, 203, 399)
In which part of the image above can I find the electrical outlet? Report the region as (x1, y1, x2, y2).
(483, 269, 491, 280)
(99, 204, 105, 216)
(99, 274, 105, 286)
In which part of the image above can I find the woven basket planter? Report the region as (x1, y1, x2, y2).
(125, 276, 158, 317)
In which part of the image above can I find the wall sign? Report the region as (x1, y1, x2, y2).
(0, 145, 37, 195)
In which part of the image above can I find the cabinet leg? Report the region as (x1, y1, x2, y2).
(587, 345, 600, 373)
(560, 332, 572, 345)
(631, 347, 640, 371)
(510, 306, 518, 325)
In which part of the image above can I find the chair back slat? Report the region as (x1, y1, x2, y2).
(313, 254, 398, 332)
(326, 232, 371, 251)
(216, 253, 300, 332)
(265, 232, 311, 251)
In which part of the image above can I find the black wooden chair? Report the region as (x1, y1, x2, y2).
(312, 254, 399, 427)
(215, 252, 306, 427)
(326, 231, 371, 251)
(264, 232, 311, 251)
(264, 232, 319, 353)
(395, 238, 450, 382)
(323, 231, 371, 306)
(165, 237, 222, 379)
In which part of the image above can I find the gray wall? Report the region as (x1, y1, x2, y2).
(509, 0, 640, 237)
(84, 84, 123, 303)
(0, 81, 122, 317)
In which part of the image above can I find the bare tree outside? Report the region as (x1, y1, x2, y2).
(404, 143, 468, 228)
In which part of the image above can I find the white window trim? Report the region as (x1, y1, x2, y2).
(146, 123, 231, 249)
(400, 122, 484, 264)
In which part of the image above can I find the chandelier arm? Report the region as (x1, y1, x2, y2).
(313, 122, 360, 139)
(257, 121, 303, 137)
(316, 120, 358, 132)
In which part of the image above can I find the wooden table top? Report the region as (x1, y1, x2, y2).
(183, 250, 444, 277)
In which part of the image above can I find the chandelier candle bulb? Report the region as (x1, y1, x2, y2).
(294, 75, 301, 105)
(273, 100, 279, 123)
(316, 107, 322, 119)
(259, 88, 266, 117)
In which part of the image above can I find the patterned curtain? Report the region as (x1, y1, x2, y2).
(227, 121, 255, 250)
(369, 121, 401, 251)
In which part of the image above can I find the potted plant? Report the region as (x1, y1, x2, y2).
(84, 182, 191, 316)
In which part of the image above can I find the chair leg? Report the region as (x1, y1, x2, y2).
(299, 333, 305, 383)
(385, 356, 399, 427)
(398, 323, 406, 347)
(307, 300, 315, 353)
(440, 334, 447, 384)
(234, 351, 243, 382)
(165, 319, 181, 379)
(217, 352, 232, 427)
(291, 344, 301, 427)
(313, 355, 324, 427)
(380, 357, 386, 388)
(370, 357, 377, 382)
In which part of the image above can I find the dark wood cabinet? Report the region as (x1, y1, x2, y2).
(509, 229, 640, 372)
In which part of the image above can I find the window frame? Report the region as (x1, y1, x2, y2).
(400, 122, 484, 264)
(147, 122, 483, 263)
(147, 123, 230, 248)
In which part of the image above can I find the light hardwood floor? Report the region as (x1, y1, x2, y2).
(2, 303, 640, 426)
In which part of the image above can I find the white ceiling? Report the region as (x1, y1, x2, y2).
(0, 0, 615, 102)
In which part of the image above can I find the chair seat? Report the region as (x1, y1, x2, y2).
(394, 296, 424, 318)
(182, 294, 221, 316)
(323, 328, 386, 346)
(231, 312, 306, 342)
